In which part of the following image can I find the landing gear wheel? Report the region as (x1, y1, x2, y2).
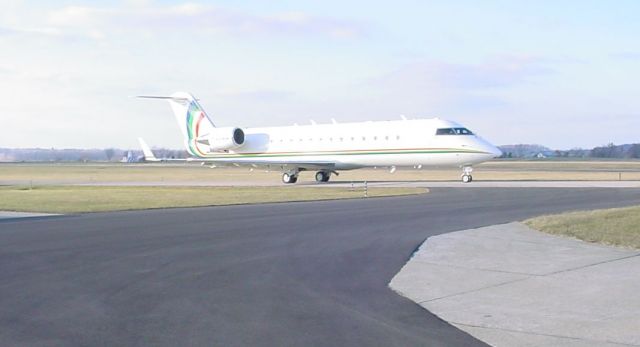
(282, 172, 298, 184)
(315, 171, 330, 183)
(461, 166, 473, 183)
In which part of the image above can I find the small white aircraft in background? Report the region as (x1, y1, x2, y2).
(138, 92, 501, 184)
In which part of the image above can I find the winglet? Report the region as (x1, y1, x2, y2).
(138, 138, 160, 162)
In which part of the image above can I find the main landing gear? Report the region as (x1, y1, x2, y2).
(281, 170, 333, 184)
(282, 171, 298, 184)
(461, 166, 473, 183)
(315, 171, 331, 183)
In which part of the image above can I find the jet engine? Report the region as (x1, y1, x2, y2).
(197, 127, 245, 152)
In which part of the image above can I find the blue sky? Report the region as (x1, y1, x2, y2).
(1, 0, 639, 149)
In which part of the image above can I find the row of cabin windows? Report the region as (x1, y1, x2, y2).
(270, 135, 401, 144)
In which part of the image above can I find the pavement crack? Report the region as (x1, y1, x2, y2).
(452, 322, 640, 347)
(547, 252, 640, 276)
(417, 276, 532, 304)
(413, 260, 542, 276)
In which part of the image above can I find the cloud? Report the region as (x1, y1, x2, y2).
(346, 55, 558, 121)
(611, 51, 640, 61)
(0, 26, 15, 35)
(0, 25, 61, 38)
(37, 3, 366, 40)
(375, 56, 554, 91)
(215, 89, 294, 102)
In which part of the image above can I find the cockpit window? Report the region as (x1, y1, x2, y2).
(436, 127, 474, 135)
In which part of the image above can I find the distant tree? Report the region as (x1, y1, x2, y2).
(567, 148, 588, 158)
(104, 148, 115, 161)
(591, 143, 618, 158)
(629, 144, 640, 159)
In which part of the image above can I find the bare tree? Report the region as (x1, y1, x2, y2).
(104, 148, 115, 161)
(629, 144, 640, 159)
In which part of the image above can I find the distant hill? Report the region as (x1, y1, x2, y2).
(0, 148, 187, 162)
(499, 143, 640, 159)
(590, 143, 640, 159)
(497, 144, 552, 158)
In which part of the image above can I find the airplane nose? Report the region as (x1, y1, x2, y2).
(477, 140, 502, 159)
(469, 138, 502, 159)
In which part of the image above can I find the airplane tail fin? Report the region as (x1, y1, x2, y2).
(137, 138, 159, 162)
(137, 92, 216, 156)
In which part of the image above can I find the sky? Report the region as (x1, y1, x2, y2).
(1, 0, 639, 150)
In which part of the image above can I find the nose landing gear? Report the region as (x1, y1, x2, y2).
(461, 166, 473, 183)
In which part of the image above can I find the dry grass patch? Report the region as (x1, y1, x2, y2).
(0, 185, 425, 213)
(2, 161, 640, 186)
(525, 205, 640, 249)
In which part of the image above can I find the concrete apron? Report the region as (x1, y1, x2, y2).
(390, 222, 640, 347)
(0, 211, 59, 220)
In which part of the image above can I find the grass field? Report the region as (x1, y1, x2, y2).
(0, 161, 637, 213)
(0, 185, 425, 213)
(525, 206, 640, 249)
(1, 160, 640, 185)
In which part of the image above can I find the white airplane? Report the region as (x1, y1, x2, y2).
(138, 92, 501, 184)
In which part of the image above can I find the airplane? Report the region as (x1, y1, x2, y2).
(138, 92, 502, 184)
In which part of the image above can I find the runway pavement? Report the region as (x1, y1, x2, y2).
(2, 188, 640, 346)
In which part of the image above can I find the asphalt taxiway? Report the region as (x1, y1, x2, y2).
(2, 188, 640, 346)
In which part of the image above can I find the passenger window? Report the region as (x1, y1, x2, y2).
(436, 128, 456, 135)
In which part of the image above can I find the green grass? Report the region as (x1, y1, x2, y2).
(0, 185, 425, 213)
(525, 205, 640, 249)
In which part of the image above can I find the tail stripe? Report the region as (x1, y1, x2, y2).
(186, 101, 208, 156)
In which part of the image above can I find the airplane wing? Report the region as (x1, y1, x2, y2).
(187, 158, 337, 171)
(137, 138, 336, 170)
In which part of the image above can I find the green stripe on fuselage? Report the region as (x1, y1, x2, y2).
(192, 148, 488, 159)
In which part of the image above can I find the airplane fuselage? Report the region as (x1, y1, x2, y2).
(189, 118, 501, 170)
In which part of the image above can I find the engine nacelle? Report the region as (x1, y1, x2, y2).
(198, 127, 245, 152)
